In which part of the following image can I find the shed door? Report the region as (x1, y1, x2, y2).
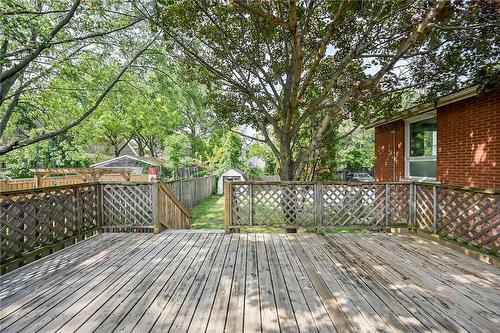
(223, 176, 241, 194)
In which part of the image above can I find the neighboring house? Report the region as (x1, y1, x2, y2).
(367, 84, 499, 188)
(91, 155, 165, 175)
(248, 156, 265, 169)
(217, 168, 247, 194)
(119, 141, 139, 157)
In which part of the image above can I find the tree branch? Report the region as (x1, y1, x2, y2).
(228, 128, 266, 143)
(0, 33, 159, 155)
(297, 0, 348, 100)
(232, 0, 288, 29)
(0, 0, 80, 83)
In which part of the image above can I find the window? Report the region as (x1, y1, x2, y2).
(406, 116, 437, 179)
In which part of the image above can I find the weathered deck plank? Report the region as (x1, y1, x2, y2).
(0, 231, 499, 333)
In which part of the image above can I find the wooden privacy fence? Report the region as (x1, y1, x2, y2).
(225, 181, 499, 253)
(0, 174, 150, 191)
(0, 181, 190, 273)
(165, 175, 216, 209)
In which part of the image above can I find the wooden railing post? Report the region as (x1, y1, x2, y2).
(432, 185, 438, 233)
(314, 184, 323, 232)
(152, 182, 160, 234)
(75, 186, 82, 241)
(384, 184, 390, 226)
(224, 182, 233, 234)
(409, 183, 416, 228)
(249, 184, 254, 227)
(96, 183, 103, 234)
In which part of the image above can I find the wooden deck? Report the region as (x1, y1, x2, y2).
(0, 231, 499, 333)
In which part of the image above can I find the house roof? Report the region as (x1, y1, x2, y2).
(365, 85, 482, 129)
(91, 155, 165, 168)
(119, 141, 138, 157)
(222, 167, 247, 178)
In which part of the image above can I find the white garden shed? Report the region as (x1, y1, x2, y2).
(217, 168, 247, 194)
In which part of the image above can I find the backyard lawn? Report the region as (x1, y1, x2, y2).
(191, 195, 225, 229)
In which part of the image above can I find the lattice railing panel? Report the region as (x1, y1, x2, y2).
(232, 184, 251, 225)
(437, 188, 499, 252)
(79, 185, 99, 230)
(1, 184, 98, 267)
(415, 185, 434, 231)
(387, 184, 410, 224)
(102, 184, 153, 226)
(323, 185, 386, 226)
(231, 183, 393, 228)
(255, 184, 314, 226)
(231, 184, 317, 227)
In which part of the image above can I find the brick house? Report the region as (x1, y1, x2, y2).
(367, 84, 499, 188)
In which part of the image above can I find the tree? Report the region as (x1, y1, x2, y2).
(163, 133, 190, 169)
(207, 132, 243, 175)
(0, 0, 157, 155)
(177, 80, 216, 160)
(127, 71, 184, 157)
(337, 128, 374, 173)
(94, 96, 135, 157)
(152, 0, 499, 180)
(2, 133, 91, 178)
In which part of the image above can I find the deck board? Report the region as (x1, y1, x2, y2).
(0, 231, 499, 333)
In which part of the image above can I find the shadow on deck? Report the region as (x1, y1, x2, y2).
(0, 231, 498, 333)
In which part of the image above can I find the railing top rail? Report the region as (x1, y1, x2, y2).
(415, 182, 499, 194)
(3, 178, 495, 196)
(95, 181, 153, 186)
(0, 181, 101, 195)
(228, 180, 408, 186)
(0, 181, 157, 195)
(227, 180, 500, 194)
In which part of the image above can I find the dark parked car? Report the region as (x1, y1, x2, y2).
(345, 172, 375, 182)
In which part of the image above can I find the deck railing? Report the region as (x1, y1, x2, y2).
(225, 181, 499, 253)
(414, 184, 498, 252)
(0, 181, 190, 273)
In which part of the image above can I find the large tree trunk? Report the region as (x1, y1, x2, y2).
(279, 136, 295, 181)
(136, 139, 145, 156)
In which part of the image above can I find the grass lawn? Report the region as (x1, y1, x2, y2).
(191, 195, 371, 234)
(191, 195, 225, 229)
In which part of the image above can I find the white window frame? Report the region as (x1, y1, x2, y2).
(404, 112, 437, 181)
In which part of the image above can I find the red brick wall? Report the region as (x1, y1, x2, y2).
(374, 120, 405, 181)
(437, 90, 499, 188)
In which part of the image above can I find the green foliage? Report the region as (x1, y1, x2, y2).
(245, 143, 278, 176)
(207, 132, 243, 176)
(337, 129, 375, 172)
(2, 134, 91, 178)
(163, 134, 190, 169)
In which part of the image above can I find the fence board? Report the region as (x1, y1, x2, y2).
(0, 175, 149, 191)
(165, 176, 216, 209)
